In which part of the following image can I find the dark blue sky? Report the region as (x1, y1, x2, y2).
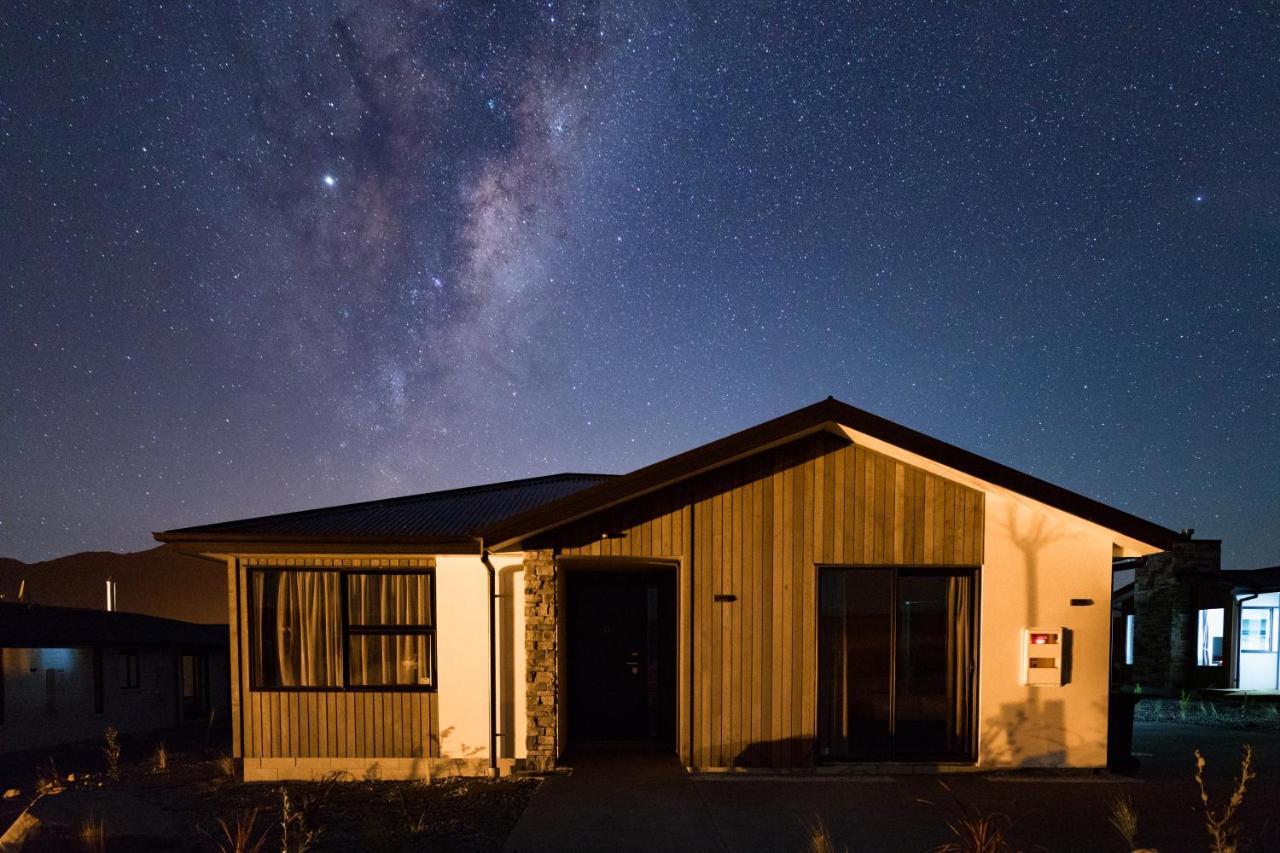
(2, 2, 1276, 567)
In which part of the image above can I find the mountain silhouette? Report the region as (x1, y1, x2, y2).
(0, 544, 226, 624)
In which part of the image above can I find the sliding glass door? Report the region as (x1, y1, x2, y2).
(818, 566, 976, 761)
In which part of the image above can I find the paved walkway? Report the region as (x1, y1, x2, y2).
(504, 725, 1280, 852)
(503, 745, 726, 853)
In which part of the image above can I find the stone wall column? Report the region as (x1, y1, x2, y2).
(1133, 538, 1221, 693)
(523, 549, 558, 771)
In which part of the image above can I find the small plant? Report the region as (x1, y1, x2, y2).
(802, 816, 845, 853)
(79, 814, 107, 853)
(279, 776, 341, 853)
(398, 788, 431, 836)
(1107, 793, 1140, 850)
(102, 726, 121, 782)
(217, 754, 237, 780)
(1194, 744, 1255, 853)
(1133, 683, 1143, 694)
(214, 808, 270, 853)
(152, 740, 169, 773)
(35, 758, 62, 795)
(1179, 690, 1192, 721)
(920, 781, 1012, 853)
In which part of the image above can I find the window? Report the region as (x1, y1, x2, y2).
(1124, 613, 1135, 666)
(121, 651, 140, 689)
(1197, 608, 1225, 667)
(250, 568, 435, 690)
(1240, 607, 1277, 653)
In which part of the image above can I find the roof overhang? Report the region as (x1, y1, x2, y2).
(157, 532, 482, 557)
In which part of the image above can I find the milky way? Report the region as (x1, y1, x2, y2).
(2, 2, 1277, 567)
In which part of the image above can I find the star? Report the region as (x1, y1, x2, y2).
(1193, 193, 1206, 204)
(323, 174, 336, 188)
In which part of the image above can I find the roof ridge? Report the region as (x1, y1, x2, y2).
(162, 472, 617, 534)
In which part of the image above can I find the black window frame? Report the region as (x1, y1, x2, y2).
(247, 566, 438, 693)
(121, 650, 141, 690)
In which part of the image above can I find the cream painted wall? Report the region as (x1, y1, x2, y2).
(433, 554, 526, 762)
(837, 425, 1166, 768)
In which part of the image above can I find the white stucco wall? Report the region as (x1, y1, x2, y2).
(838, 425, 1165, 768)
(433, 554, 526, 762)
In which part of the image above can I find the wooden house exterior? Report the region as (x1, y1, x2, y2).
(157, 398, 1178, 780)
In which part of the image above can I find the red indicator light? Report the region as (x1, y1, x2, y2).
(1030, 633, 1057, 645)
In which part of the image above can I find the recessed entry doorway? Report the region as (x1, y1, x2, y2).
(566, 569, 677, 744)
(817, 566, 977, 762)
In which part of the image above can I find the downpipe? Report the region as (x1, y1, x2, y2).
(480, 546, 500, 778)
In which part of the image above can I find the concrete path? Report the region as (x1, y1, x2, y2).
(503, 745, 726, 853)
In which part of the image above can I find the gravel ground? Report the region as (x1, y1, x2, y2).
(1135, 696, 1280, 731)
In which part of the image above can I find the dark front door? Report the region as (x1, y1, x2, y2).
(567, 570, 676, 743)
(817, 566, 976, 761)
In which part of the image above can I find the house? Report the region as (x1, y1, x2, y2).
(1114, 554, 1280, 692)
(155, 397, 1180, 781)
(0, 602, 230, 753)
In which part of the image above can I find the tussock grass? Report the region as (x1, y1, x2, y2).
(215, 807, 270, 853)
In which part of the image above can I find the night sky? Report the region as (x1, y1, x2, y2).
(2, 3, 1277, 568)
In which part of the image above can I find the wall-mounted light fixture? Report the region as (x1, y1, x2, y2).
(599, 531, 626, 540)
(714, 594, 737, 603)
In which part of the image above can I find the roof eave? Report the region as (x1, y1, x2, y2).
(154, 530, 483, 555)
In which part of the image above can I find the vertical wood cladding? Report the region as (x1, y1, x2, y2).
(234, 557, 439, 760)
(533, 431, 984, 768)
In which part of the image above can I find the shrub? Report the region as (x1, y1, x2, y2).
(34, 758, 62, 795)
(1194, 744, 1255, 853)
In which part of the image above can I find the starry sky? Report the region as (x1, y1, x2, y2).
(2, 2, 1277, 568)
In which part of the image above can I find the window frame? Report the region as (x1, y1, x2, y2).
(121, 650, 141, 690)
(247, 567, 438, 693)
(1239, 606, 1278, 654)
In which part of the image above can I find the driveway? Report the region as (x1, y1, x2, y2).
(507, 724, 1280, 852)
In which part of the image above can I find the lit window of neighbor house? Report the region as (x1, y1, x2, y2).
(250, 569, 435, 690)
(1197, 608, 1224, 667)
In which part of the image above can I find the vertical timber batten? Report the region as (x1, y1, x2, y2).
(521, 432, 984, 769)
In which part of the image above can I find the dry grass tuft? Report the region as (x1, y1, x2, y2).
(1195, 744, 1255, 853)
(152, 740, 169, 774)
(79, 814, 107, 853)
(801, 815, 845, 853)
(217, 754, 237, 780)
(920, 781, 1013, 853)
(1107, 792, 1140, 850)
(215, 807, 270, 853)
(35, 758, 62, 795)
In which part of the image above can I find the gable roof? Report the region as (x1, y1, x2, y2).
(0, 601, 226, 648)
(155, 473, 614, 547)
(482, 397, 1180, 551)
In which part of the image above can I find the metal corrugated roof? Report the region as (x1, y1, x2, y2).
(157, 473, 615, 541)
(0, 602, 227, 648)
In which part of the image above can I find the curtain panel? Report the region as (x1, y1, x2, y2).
(249, 569, 435, 690)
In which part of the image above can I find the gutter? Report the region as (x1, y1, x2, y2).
(479, 544, 500, 778)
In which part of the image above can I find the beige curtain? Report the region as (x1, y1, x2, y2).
(347, 574, 432, 687)
(251, 571, 341, 687)
(945, 575, 972, 752)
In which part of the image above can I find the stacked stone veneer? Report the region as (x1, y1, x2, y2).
(1133, 538, 1221, 693)
(524, 549, 558, 771)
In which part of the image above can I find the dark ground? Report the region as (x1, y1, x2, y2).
(0, 727, 535, 852)
(3, 720, 1276, 852)
(693, 722, 1280, 852)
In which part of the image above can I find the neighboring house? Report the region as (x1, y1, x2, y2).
(155, 397, 1180, 781)
(1115, 557, 1280, 692)
(0, 603, 230, 753)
